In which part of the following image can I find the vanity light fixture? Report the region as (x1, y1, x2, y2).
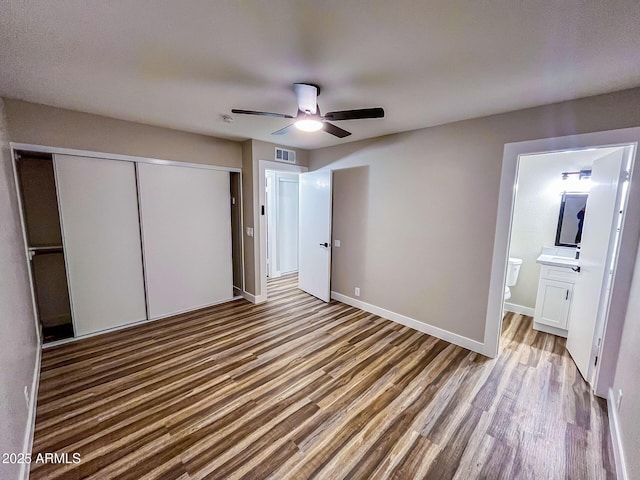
(561, 169, 592, 180)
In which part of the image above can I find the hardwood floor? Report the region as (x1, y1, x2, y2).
(31, 274, 615, 479)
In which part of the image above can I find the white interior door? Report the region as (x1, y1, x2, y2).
(299, 170, 332, 302)
(566, 148, 626, 381)
(54, 155, 147, 335)
(137, 163, 233, 319)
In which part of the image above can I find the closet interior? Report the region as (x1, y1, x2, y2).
(16, 151, 74, 343)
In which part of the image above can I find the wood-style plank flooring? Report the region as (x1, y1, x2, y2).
(31, 274, 615, 479)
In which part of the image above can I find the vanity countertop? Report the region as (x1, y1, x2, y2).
(536, 254, 579, 268)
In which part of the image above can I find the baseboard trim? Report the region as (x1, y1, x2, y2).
(532, 321, 568, 338)
(504, 302, 535, 317)
(330, 292, 486, 355)
(608, 388, 628, 480)
(241, 291, 267, 304)
(20, 343, 41, 480)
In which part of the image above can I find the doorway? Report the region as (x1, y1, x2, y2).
(258, 160, 308, 299)
(504, 146, 630, 382)
(230, 171, 244, 296)
(14, 151, 74, 343)
(487, 127, 640, 397)
(265, 170, 300, 279)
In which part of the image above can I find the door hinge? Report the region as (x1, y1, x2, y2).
(594, 355, 598, 367)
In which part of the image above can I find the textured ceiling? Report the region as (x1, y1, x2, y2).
(1, 0, 639, 149)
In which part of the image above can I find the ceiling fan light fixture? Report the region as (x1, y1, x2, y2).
(295, 118, 323, 132)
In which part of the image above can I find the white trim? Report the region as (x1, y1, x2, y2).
(331, 291, 487, 355)
(532, 322, 568, 338)
(19, 344, 41, 480)
(258, 160, 308, 300)
(42, 297, 238, 348)
(241, 290, 268, 304)
(608, 388, 628, 480)
(503, 302, 535, 317)
(10, 147, 43, 346)
(10, 142, 241, 173)
(487, 127, 640, 381)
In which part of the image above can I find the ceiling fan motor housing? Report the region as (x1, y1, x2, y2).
(293, 83, 319, 114)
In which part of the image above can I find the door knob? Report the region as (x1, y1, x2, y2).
(319, 242, 329, 247)
(572, 266, 581, 273)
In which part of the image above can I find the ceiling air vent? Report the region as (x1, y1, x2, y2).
(275, 147, 296, 164)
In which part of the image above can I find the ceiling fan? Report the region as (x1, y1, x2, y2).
(231, 83, 384, 138)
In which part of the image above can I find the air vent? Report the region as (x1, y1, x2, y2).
(275, 147, 296, 164)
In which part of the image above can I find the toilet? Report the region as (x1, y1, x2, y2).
(504, 257, 522, 300)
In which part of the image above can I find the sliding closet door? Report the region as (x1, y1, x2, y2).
(137, 163, 233, 319)
(55, 155, 147, 336)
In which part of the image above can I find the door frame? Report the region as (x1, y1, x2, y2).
(258, 160, 308, 299)
(486, 127, 640, 397)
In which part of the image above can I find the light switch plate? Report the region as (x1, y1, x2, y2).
(334, 240, 341, 247)
(355, 287, 360, 297)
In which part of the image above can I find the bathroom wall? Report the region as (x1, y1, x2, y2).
(507, 149, 618, 310)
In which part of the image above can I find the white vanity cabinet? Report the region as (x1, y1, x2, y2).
(533, 263, 578, 337)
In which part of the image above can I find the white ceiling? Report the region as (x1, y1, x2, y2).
(1, 1, 639, 150)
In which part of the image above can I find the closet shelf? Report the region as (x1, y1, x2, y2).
(28, 246, 64, 255)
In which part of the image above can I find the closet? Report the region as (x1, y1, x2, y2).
(16, 154, 73, 342)
(14, 149, 235, 344)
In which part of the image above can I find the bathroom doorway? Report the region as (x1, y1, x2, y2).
(487, 127, 640, 396)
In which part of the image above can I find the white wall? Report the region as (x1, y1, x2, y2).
(508, 149, 616, 309)
(612, 238, 640, 479)
(0, 98, 40, 479)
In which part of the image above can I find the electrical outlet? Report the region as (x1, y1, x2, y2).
(334, 239, 341, 247)
(24, 386, 29, 408)
(617, 389, 623, 411)
(355, 287, 360, 297)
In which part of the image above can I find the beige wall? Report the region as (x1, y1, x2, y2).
(3, 99, 312, 301)
(4, 99, 242, 168)
(241, 139, 309, 297)
(251, 139, 309, 168)
(311, 87, 640, 343)
(612, 238, 640, 479)
(0, 98, 40, 480)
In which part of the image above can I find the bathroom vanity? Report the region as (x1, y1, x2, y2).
(533, 247, 578, 337)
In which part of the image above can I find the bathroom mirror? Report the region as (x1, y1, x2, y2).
(555, 193, 588, 247)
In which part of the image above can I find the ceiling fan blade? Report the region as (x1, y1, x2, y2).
(231, 109, 294, 119)
(323, 122, 351, 138)
(271, 124, 295, 135)
(323, 107, 385, 121)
